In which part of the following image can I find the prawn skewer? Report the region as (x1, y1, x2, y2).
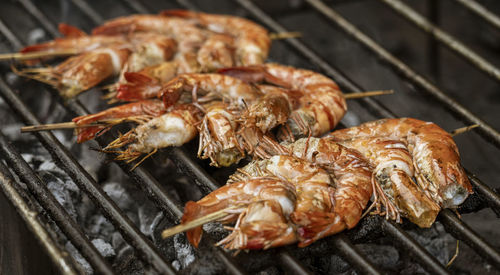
(218, 63, 347, 139)
(327, 118, 474, 210)
(176, 139, 373, 250)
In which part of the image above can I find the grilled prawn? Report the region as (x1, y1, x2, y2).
(327, 118, 473, 209)
(160, 10, 270, 66)
(103, 103, 204, 166)
(219, 63, 347, 139)
(16, 27, 178, 98)
(183, 145, 373, 250)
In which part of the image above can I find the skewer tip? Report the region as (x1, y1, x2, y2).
(344, 89, 394, 99)
(450, 124, 479, 137)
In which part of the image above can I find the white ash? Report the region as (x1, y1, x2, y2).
(102, 182, 135, 211)
(65, 241, 93, 275)
(5, 72, 21, 86)
(138, 205, 163, 242)
(27, 28, 46, 45)
(43, 171, 79, 220)
(91, 238, 115, 258)
(340, 111, 361, 128)
(173, 234, 196, 270)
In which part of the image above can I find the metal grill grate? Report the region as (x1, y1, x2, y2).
(0, 0, 499, 274)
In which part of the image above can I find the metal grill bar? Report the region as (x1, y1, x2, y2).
(0, 161, 80, 275)
(378, 0, 500, 83)
(439, 209, 500, 269)
(304, 0, 500, 149)
(17, 0, 59, 37)
(0, 79, 176, 274)
(468, 173, 500, 213)
(0, 131, 115, 275)
(453, 0, 500, 31)
(0, 19, 22, 50)
(330, 234, 382, 275)
(69, 0, 105, 24)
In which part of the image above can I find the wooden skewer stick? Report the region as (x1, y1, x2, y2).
(21, 122, 80, 132)
(270, 31, 302, 40)
(161, 205, 241, 240)
(344, 90, 394, 99)
(450, 124, 479, 137)
(0, 49, 79, 61)
(20, 117, 150, 133)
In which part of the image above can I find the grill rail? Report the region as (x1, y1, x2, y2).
(0, 161, 80, 275)
(0, 130, 115, 275)
(379, 0, 500, 83)
(0, 0, 498, 274)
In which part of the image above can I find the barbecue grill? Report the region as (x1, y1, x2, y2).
(0, 0, 499, 274)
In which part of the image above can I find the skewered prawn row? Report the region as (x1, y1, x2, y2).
(326, 118, 473, 227)
(183, 138, 373, 249)
(67, 63, 346, 167)
(12, 10, 271, 98)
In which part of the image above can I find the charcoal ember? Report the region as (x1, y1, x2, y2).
(405, 223, 452, 265)
(317, 254, 351, 274)
(458, 192, 488, 214)
(356, 244, 399, 269)
(255, 266, 280, 275)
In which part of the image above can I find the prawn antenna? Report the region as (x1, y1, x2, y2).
(161, 205, 242, 239)
(20, 117, 150, 133)
(344, 90, 394, 99)
(0, 49, 78, 61)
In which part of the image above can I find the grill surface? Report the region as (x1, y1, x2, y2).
(0, 0, 499, 274)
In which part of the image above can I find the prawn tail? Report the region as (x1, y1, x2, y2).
(159, 9, 197, 19)
(182, 201, 206, 248)
(58, 23, 87, 37)
(116, 72, 160, 101)
(292, 211, 345, 248)
(74, 125, 111, 143)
